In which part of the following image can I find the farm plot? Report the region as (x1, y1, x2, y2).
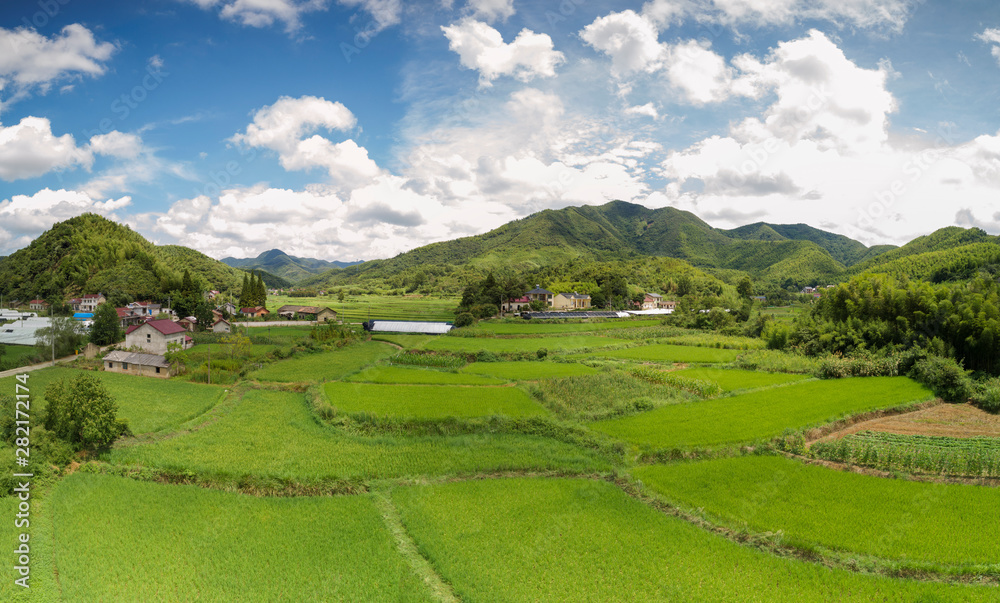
(460, 361, 598, 380)
(634, 455, 1000, 568)
(591, 377, 933, 449)
(390, 477, 995, 602)
(248, 341, 396, 382)
(0, 367, 224, 434)
(108, 390, 609, 481)
(51, 473, 431, 602)
(472, 319, 661, 335)
(668, 367, 810, 392)
(422, 335, 626, 354)
(345, 365, 503, 385)
(812, 431, 1000, 477)
(324, 382, 546, 418)
(370, 334, 435, 349)
(572, 343, 741, 364)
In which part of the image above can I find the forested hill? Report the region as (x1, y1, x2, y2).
(221, 249, 361, 283)
(0, 214, 246, 303)
(842, 226, 1000, 282)
(304, 200, 894, 290)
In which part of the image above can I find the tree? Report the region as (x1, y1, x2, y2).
(737, 277, 754, 299)
(42, 374, 130, 451)
(193, 302, 214, 332)
(239, 273, 250, 308)
(222, 330, 251, 360)
(164, 341, 185, 374)
(181, 269, 195, 295)
(34, 317, 85, 359)
(90, 302, 123, 345)
(337, 290, 346, 303)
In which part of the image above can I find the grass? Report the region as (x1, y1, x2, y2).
(469, 319, 662, 335)
(0, 343, 41, 370)
(634, 455, 1000, 569)
(0, 367, 224, 434)
(534, 371, 694, 421)
(663, 333, 768, 350)
(107, 389, 610, 481)
(591, 377, 933, 449)
(669, 367, 810, 392)
(460, 361, 598, 380)
(730, 349, 821, 374)
(572, 343, 741, 364)
(370, 334, 435, 349)
(50, 473, 432, 602)
(248, 341, 396, 382)
(324, 382, 547, 418)
(812, 431, 1000, 477)
(345, 365, 503, 385)
(391, 477, 996, 602)
(268, 294, 459, 323)
(422, 335, 626, 353)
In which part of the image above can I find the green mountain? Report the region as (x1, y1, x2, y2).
(305, 201, 891, 290)
(844, 227, 1000, 281)
(221, 249, 360, 283)
(0, 213, 246, 303)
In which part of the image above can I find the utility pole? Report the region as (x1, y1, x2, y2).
(208, 343, 211, 385)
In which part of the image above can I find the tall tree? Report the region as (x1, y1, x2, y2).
(239, 273, 250, 308)
(90, 302, 123, 345)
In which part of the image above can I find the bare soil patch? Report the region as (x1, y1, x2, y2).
(812, 403, 1000, 445)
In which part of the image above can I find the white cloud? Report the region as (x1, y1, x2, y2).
(183, 0, 330, 34)
(976, 27, 1000, 65)
(0, 117, 93, 181)
(337, 0, 402, 31)
(580, 10, 665, 76)
(625, 103, 659, 119)
(442, 19, 565, 86)
(88, 131, 144, 159)
(0, 189, 131, 254)
(641, 0, 914, 33)
(231, 95, 379, 188)
(663, 40, 739, 105)
(465, 0, 515, 23)
(0, 24, 116, 102)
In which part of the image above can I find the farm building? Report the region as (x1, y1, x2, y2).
(103, 351, 171, 378)
(316, 308, 338, 322)
(501, 296, 531, 313)
(212, 319, 231, 333)
(0, 313, 52, 345)
(276, 305, 321, 319)
(240, 306, 269, 318)
(363, 320, 453, 334)
(125, 319, 191, 354)
(178, 317, 197, 331)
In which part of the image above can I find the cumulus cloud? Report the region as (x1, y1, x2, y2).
(88, 131, 144, 159)
(231, 95, 379, 188)
(0, 24, 116, 102)
(182, 0, 330, 34)
(0, 188, 131, 254)
(0, 117, 93, 180)
(976, 27, 1000, 65)
(640, 0, 914, 33)
(580, 10, 664, 75)
(337, 0, 402, 31)
(442, 19, 565, 86)
(465, 0, 515, 23)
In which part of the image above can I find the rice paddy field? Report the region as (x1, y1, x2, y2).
(634, 455, 1000, 568)
(390, 477, 995, 602)
(591, 377, 933, 449)
(571, 343, 742, 363)
(6, 303, 998, 600)
(248, 340, 397, 382)
(668, 367, 811, 392)
(421, 334, 627, 353)
(324, 382, 547, 418)
(267, 293, 459, 323)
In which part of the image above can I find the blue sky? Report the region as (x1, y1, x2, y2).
(2, 0, 1000, 261)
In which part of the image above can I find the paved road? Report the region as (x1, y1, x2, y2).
(0, 354, 78, 380)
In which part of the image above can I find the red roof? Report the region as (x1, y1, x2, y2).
(116, 308, 129, 318)
(125, 319, 187, 336)
(508, 296, 530, 303)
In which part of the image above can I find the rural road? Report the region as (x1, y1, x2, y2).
(0, 354, 78, 380)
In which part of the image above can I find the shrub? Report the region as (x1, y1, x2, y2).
(42, 374, 131, 451)
(454, 312, 475, 328)
(907, 356, 973, 403)
(970, 379, 1000, 413)
(470, 304, 499, 319)
(536, 347, 548, 359)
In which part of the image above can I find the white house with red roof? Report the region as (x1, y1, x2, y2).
(501, 296, 531, 313)
(29, 299, 49, 311)
(124, 319, 191, 354)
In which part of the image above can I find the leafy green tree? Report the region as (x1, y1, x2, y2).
(337, 290, 346, 303)
(194, 302, 214, 332)
(737, 277, 754, 298)
(90, 302, 123, 345)
(34, 317, 85, 358)
(454, 312, 475, 327)
(42, 374, 130, 451)
(239, 273, 250, 308)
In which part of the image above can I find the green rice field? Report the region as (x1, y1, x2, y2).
(422, 334, 626, 353)
(572, 343, 742, 364)
(472, 319, 661, 334)
(268, 294, 459, 323)
(345, 365, 503, 385)
(591, 377, 933, 449)
(0, 367, 224, 434)
(812, 431, 1000, 477)
(248, 341, 396, 382)
(634, 455, 1000, 567)
(51, 473, 431, 602)
(460, 360, 599, 380)
(108, 390, 608, 480)
(369, 334, 435, 349)
(668, 367, 811, 391)
(325, 382, 547, 418)
(391, 477, 995, 602)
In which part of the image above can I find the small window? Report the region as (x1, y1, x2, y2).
(155, 367, 161, 374)
(122, 362, 129, 369)
(108, 362, 113, 369)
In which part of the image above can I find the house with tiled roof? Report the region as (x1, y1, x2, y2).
(240, 306, 269, 318)
(526, 286, 554, 307)
(115, 307, 146, 330)
(69, 294, 105, 313)
(104, 351, 171, 378)
(124, 319, 191, 354)
(276, 305, 321, 319)
(501, 296, 531, 313)
(29, 299, 49, 311)
(553, 292, 591, 310)
(212, 318, 232, 333)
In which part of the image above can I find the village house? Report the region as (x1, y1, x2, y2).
(29, 299, 49, 311)
(641, 293, 662, 310)
(69, 294, 106, 313)
(501, 296, 531, 313)
(116, 307, 146, 330)
(125, 319, 191, 354)
(103, 351, 171, 378)
(316, 308, 338, 322)
(552, 292, 591, 310)
(177, 316, 198, 332)
(212, 318, 231, 333)
(240, 306, 269, 319)
(276, 304, 320, 319)
(526, 286, 554, 307)
(220, 302, 238, 316)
